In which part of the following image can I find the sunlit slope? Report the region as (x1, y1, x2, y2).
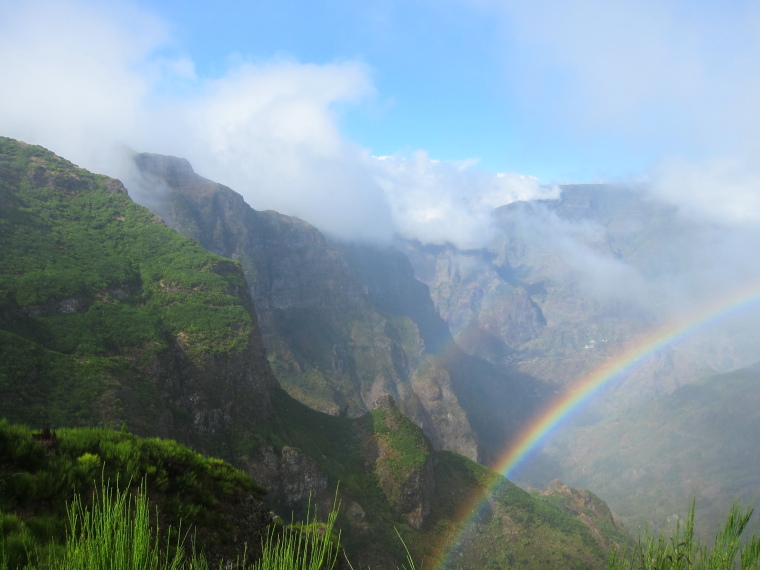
(0, 137, 276, 454)
(543, 364, 760, 536)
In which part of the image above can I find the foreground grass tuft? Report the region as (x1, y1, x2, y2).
(251, 496, 341, 570)
(1, 480, 415, 570)
(609, 500, 760, 570)
(41, 479, 190, 570)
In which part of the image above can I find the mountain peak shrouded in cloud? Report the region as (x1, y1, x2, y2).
(3, 0, 760, 250)
(375, 151, 560, 249)
(479, 0, 760, 218)
(0, 0, 560, 249)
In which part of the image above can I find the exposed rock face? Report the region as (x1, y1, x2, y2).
(133, 153, 366, 316)
(132, 152, 480, 460)
(146, 318, 276, 442)
(338, 241, 550, 464)
(374, 394, 397, 410)
(335, 244, 451, 353)
(246, 446, 328, 504)
(399, 184, 749, 411)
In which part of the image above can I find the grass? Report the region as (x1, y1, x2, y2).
(0, 478, 416, 570)
(609, 500, 760, 570)
(1, 478, 194, 570)
(0, 420, 266, 568)
(251, 495, 341, 570)
(42, 479, 188, 570)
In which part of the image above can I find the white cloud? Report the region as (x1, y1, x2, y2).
(0, 0, 551, 247)
(651, 157, 760, 225)
(373, 150, 560, 249)
(499, 201, 652, 306)
(174, 59, 399, 243)
(0, 0, 166, 170)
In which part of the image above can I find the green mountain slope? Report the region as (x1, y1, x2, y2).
(0, 137, 276, 457)
(130, 152, 553, 468)
(130, 152, 480, 460)
(542, 364, 760, 537)
(251, 390, 629, 569)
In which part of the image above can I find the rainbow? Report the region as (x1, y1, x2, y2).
(436, 280, 760, 568)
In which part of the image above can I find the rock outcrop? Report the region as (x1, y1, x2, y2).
(246, 445, 329, 505)
(369, 395, 435, 529)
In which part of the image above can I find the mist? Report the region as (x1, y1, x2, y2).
(0, 0, 556, 249)
(3, 0, 760, 342)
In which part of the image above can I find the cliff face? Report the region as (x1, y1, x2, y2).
(130, 152, 565, 465)
(132, 152, 480, 460)
(399, 184, 746, 408)
(336, 240, 550, 466)
(0, 138, 276, 456)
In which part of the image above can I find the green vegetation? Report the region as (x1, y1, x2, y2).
(0, 424, 408, 570)
(425, 452, 618, 569)
(252, 498, 342, 570)
(1, 477, 349, 570)
(0, 420, 265, 568)
(0, 137, 254, 431)
(370, 405, 429, 484)
(609, 501, 760, 570)
(262, 390, 413, 564)
(545, 366, 760, 537)
(36, 479, 194, 570)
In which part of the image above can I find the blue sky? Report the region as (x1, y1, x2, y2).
(2, 0, 760, 245)
(130, 0, 759, 182)
(138, 0, 649, 182)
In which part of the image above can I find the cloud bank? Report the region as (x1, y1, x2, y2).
(481, 0, 760, 223)
(4, 0, 760, 314)
(375, 151, 559, 249)
(0, 0, 553, 249)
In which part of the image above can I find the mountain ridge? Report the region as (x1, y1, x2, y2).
(0, 137, 628, 568)
(131, 150, 482, 460)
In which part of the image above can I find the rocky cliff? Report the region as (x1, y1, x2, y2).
(400, 184, 759, 415)
(131, 152, 480, 460)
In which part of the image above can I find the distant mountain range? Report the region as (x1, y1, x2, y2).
(0, 137, 628, 567)
(541, 364, 760, 537)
